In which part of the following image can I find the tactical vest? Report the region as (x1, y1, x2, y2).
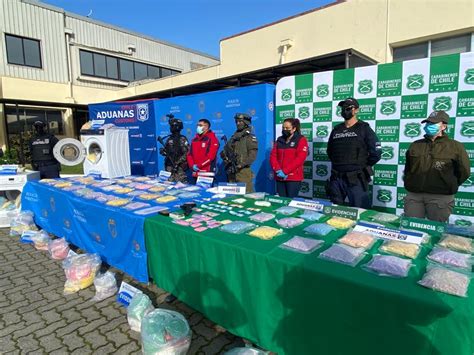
(329, 122, 368, 168)
(31, 135, 54, 162)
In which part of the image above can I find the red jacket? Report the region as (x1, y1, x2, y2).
(187, 130, 220, 177)
(270, 132, 308, 181)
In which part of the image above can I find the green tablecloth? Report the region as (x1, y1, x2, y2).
(144, 198, 474, 355)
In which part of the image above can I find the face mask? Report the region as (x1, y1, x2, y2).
(282, 129, 292, 138)
(423, 123, 441, 136)
(196, 126, 204, 134)
(341, 107, 353, 120)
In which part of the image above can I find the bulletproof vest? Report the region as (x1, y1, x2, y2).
(31, 135, 54, 162)
(229, 129, 251, 156)
(165, 135, 187, 166)
(329, 122, 368, 167)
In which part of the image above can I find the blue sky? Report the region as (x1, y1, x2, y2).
(44, 0, 334, 58)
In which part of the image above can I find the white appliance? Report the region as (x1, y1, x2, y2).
(53, 124, 131, 179)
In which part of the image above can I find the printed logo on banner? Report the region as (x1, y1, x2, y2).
(313, 143, 329, 161)
(357, 80, 373, 95)
(314, 124, 330, 142)
(464, 143, 474, 165)
(295, 74, 313, 103)
(396, 187, 408, 209)
(50, 196, 56, 212)
(374, 164, 398, 186)
(108, 218, 118, 238)
(268, 101, 274, 111)
(454, 192, 474, 216)
(406, 74, 425, 91)
(275, 105, 295, 124)
(460, 120, 474, 138)
(398, 143, 411, 164)
(465, 69, 474, 85)
(63, 219, 71, 229)
(376, 120, 400, 142)
(297, 106, 311, 119)
(404, 122, 422, 138)
(198, 100, 206, 112)
(460, 171, 474, 191)
(298, 180, 313, 198)
(357, 99, 377, 120)
(376, 97, 401, 120)
(429, 54, 460, 93)
(136, 104, 149, 122)
(300, 123, 313, 140)
(380, 143, 399, 165)
(313, 180, 327, 199)
(456, 91, 474, 117)
(432, 96, 453, 111)
(381, 146, 394, 160)
(428, 92, 458, 117)
(314, 162, 330, 180)
(281, 89, 293, 102)
(313, 102, 332, 121)
(333, 68, 355, 100)
(377, 189, 393, 203)
(377, 62, 402, 97)
(316, 84, 330, 98)
(401, 95, 428, 118)
(303, 161, 313, 179)
(372, 185, 397, 209)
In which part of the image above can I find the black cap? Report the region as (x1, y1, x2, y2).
(33, 121, 45, 128)
(234, 113, 251, 124)
(337, 98, 359, 109)
(421, 110, 449, 124)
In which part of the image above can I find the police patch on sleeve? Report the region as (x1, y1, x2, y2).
(375, 142, 382, 150)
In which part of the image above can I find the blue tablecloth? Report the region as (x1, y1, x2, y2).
(21, 177, 219, 282)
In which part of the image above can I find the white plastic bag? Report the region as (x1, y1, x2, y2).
(141, 309, 191, 355)
(48, 238, 69, 259)
(62, 253, 101, 295)
(127, 293, 154, 332)
(30, 230, 51, 251)
(10, 210, 37, 236)
(92, 271, 118, 302)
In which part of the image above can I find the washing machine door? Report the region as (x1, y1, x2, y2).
(53, 138, 86, 166)
(84, 138, 104, 165)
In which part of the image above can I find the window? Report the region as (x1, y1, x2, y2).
(5, 34, 42, 68)
(79, 49, 179, 82)
(393, 33, 473, 62)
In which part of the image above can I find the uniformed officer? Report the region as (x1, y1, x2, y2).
(158, 115, 189, 183)
(403, 110, 470, 222)
(327, 98, 381, 208)
(29, 121, 61, 179)
(220, 113, 258, 193)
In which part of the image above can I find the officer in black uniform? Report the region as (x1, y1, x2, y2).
(29, 121, 61, 178)
(158, 115, 189, 183)
(327, 98, 381, 208)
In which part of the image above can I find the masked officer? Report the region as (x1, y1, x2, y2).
(327, 98, 381, 208)
(187, 119, 219, 181)
(403, 111, 470, 222)
(158, 115, 189, 183)
(29, 121, 61, 178)
(220, 113, 259, 193)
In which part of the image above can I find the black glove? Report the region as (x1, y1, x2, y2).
(159, 148, 166, 156)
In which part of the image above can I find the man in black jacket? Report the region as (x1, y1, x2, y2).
(403, 111, 470, 222)
(29, 121, 61, 178)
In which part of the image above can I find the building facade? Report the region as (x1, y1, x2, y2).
(0, 0, 218, 162)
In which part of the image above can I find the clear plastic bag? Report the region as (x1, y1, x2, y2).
(303, 223, 335, 237)
(249, 212, 275, 223)
(319, 243, 366, 267)
(224, 347, 269, 355)
(418, 266, 471, 297)
(300, 210, 324, 222)
(92, 271, 118, 302)
(363, 254, 412, 278)
(368, 212, 399, 223)
(219, 221, 256, 234)
(438, 234, 474, 254)
(275, 217, 305, 229)
(326, 216, 356, 229)
(19, 230, 36, 244)
(244, 192, 266, 199)
(62, 253, 101, 295)
(10, 210, 37, 236)
(254, 201, 271, 207)
(427, 247, 473, 270)
(338, 231, 376, 250)
(141, 309, 191, 355)
(379, 240, 421, 259)
(128, 292, 154, 332)
(177, 192, 200, 199)
(48, 238, 69, 259)
(248, 226, 283, 240)
(280, 236, 324, 254)
(30, 230, 51, 251)
(445, 224, 474, 238)
(123, 202, 151, 211)
(155, 195, 178, 204)
(275, 206, 298, 215)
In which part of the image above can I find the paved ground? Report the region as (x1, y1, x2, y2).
(0, 228, 252, 354)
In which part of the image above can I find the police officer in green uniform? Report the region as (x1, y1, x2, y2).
(220, 113, 258, 193)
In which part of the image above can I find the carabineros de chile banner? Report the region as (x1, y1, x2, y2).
(275, 52, 474, 227)
(88, 100, 158, 177)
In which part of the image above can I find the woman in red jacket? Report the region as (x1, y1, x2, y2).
(270, 118, 309, 198)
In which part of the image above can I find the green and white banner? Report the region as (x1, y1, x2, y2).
(275, 52, 474, 226)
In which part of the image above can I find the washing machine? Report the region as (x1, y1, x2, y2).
(53, 124, 131, 179)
